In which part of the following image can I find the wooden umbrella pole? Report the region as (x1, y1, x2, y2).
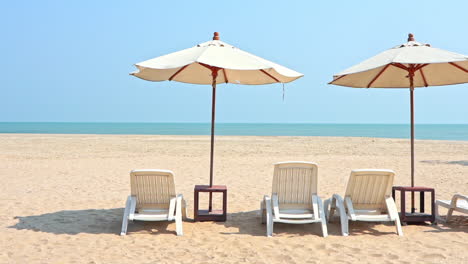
(410, 88, 415, 188)
(209, 67, 219, 212)
(409, 67, 416, 213)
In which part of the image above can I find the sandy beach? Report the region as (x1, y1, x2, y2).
(1, 134, 467, 263)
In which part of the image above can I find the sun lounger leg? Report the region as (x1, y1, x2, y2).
(333, 194, 348, 236)
(446, 208, 454, 222)
(445, 195, 463, 223)
(120, 196, 131, 236)
(394, 217, 403, 236)
(175, 194, 184, 236)
(264, 195, 273, 237)
(340, 213, 349, 236)
(385, 196, 403, 236)
(316, 196, 328, 237)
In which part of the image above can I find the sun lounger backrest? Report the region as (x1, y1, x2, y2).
(130, 169, 176, 208)
(272, 162, 318, 205)
(345, 169, 395, 210)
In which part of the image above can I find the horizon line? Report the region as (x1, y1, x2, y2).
(1, 121, 468, 125)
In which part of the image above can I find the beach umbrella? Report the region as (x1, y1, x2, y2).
(131, 32, 303, 210)
(330, 33, 468, 212)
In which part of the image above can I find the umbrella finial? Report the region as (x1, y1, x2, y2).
(213, 32, 220, 40)
(408, 33, 415, 42)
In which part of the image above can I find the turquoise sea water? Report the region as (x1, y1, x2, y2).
(0, 122, 467, 141)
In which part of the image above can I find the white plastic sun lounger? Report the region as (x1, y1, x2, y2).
(435, 194, 468, 223)
(324, 169, 403, 236)
(261, 162, 328, 237)
(120, 169, 187, 236)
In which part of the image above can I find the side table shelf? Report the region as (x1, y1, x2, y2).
(194, 185, 227, 222)
(392, 186, 435, 225)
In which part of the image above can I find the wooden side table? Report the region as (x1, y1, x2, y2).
(194, 185, 227, 222)
(392, 186, 435, 224)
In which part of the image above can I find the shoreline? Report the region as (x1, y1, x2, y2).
(1, 133, 468, 143)
(2, 123, 468, 141)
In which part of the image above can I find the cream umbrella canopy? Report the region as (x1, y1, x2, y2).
(330, 33, 468, 212)
(132, 32, 303, 85)
(131, 32, 303, 210)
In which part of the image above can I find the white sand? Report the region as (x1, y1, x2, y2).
(0, 134, 467, 263)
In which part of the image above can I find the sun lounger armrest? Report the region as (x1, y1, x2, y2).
(332, 194, 345, 209)
(168, 195, 177, 221)
(264, 195, 273, 220)
(272, 193, 280, 220)
(332, 194, 344, 201)
(344, 196, 356, 221)
(312, 194, 326, 220)
(311, 195, 319, 220)
(331, 194, 349, 236)
(451, 194, 468, 207)
(331, 194, 347, 219)
(128, 196, 137, 221)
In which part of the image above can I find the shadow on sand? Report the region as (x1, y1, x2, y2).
(421, 160, 468, 166)
(215, 210, 400, 237)
(424, 216, 468, 233)
(10, 209, 466, 237)
(9, 208, 177, 236)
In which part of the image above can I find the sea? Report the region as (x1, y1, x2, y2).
(0, 122, 467, 141)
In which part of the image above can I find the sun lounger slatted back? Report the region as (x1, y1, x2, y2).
(130, 170, 176, 209)
(263, 161, 327, 237)
(345, 170, 394, 211)
(325, 169, 402, 236)
(122, 169, 185, 236)
(272, 162, 318, 205)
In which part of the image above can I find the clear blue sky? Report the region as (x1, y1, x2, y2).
(1, 0, 467, 123)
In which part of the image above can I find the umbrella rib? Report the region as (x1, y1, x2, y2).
(168, 65, 189, 81)
(449, 62, 468, 73)
(223, 69, 229, 83)
(198, 62, 222, 71)
(198, 62, 213, 70)
(413, 63, 428, 72)
(367, 64, 390, 88)
(419, 68, 428, 87)
(390, 63, 409, 71)
(328, 74, 347, 84)
(260, 69, 280, 83)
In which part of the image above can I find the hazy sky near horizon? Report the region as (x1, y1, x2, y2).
(2, 0, 467, 124)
